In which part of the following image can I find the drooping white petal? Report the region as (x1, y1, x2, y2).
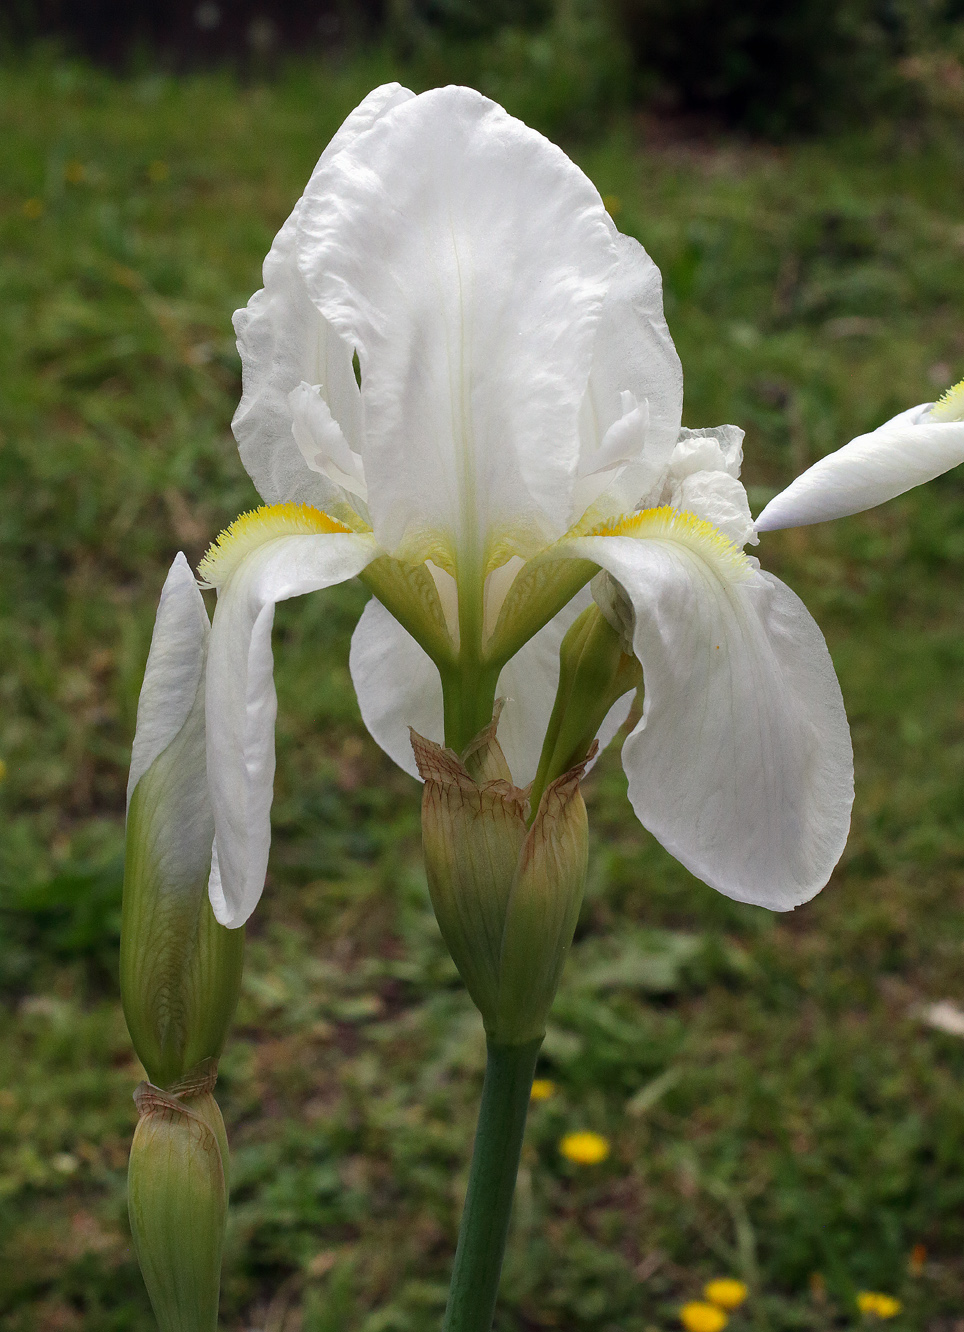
(206, 531, 377, 928)
(756, 405, 964, 531)
(568, 516, 853, 909)
(349, 589, 622, 786)
(128, 552, 211, 803)
(348, 597, 443, 780)
(232, 84, 414, 511)
(575, 233, 683, 518)
(296, 85, 618, 567)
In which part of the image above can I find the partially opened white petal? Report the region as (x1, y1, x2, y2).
(232, 84, 414, 510)
(576, 233, 683, 518)
(296, 85, 617, 567)
(756, 408, 964, 531)
(569, 524, 853, 909)
(128, 552, 210, 802)
(206, 531, 377, 927)
(349, 589, 622, 786)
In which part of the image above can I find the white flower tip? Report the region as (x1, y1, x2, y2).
(127, 553, 211, 803)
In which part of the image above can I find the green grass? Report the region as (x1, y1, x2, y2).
(3, 48, 964, 1332)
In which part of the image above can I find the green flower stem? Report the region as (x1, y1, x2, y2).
(442, 1037, 542, 1332)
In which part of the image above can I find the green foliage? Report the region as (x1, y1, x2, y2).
(405, 0, 633, 138)
(0, 859, 123, 991)
(2, 50, 964, 1332)
(609, 0, 964, 135)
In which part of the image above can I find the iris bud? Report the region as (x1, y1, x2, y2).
(128, 1069, 227, 1332)
(412, 716, 590, 1044)
(494, 758, 589, 1044)
(122, 554, 244, 1089)
(529, 601, 640, 810)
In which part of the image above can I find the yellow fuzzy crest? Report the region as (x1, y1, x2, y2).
(198, 503, 350, 588)
(929, 377, 964, 423)
(591, 505, 751, 578)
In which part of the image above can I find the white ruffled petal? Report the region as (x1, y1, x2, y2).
(569, 524, 853, 909)
(206, 532, 377, 927)
(576, 233, 683, 518)
(672, 470, 756, 547)
(296, 86, 617, 567)
(232, 84, 413, 511)
(756, 408, 964, 531)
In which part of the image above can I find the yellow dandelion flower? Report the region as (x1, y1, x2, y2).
(559, 1130, 610, 1165)
(64, 161, 85, 184)
(530, 1079, 556, 1102)
(704, 1278, 748, 1310)
(22, 198, 44, 220)
(857, 1292, 902, 1319)
(147, 160, 170, 184)
(680, 1300, 728, 1332)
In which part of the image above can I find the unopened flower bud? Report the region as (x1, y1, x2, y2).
(412, 724, 526, 1026)
(411, 718, 591, 1044)
(128, 1073, 227, 1332)
(495, 758, 590, 1044)
(529, 602, 640, 808)
(122, 555, 244, 1089)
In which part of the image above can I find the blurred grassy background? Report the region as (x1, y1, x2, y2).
(4, 10, 964, 1331)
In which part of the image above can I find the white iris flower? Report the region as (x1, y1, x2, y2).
(196, 83, 964, 930)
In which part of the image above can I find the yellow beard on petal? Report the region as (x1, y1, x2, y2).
(928, 377, 964, 423)
(591, 505, 753, 580)
(198, 503, 351, 588)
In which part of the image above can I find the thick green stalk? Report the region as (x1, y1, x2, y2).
(442, 1037, 542, 1332)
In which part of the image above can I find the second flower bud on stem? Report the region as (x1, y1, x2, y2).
(412, 717, 590, 1047)
(418, 603, 641, 1331)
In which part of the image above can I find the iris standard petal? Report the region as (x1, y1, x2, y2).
(349, 589, 622, 786)
(575, 232, 683, 519)
(756, 407, 964, 531)
(204, 520, 377, 927)
(232, 83, 414, 512)
(568, 512, 853, 909)
(128, 552, 211, 802)
(296, 85, 617, 569)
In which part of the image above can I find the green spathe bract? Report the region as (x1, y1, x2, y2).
(412, 715, 591, 1046)
(128, 1080, 227, 1332)
(122, 762, 243, 1088)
